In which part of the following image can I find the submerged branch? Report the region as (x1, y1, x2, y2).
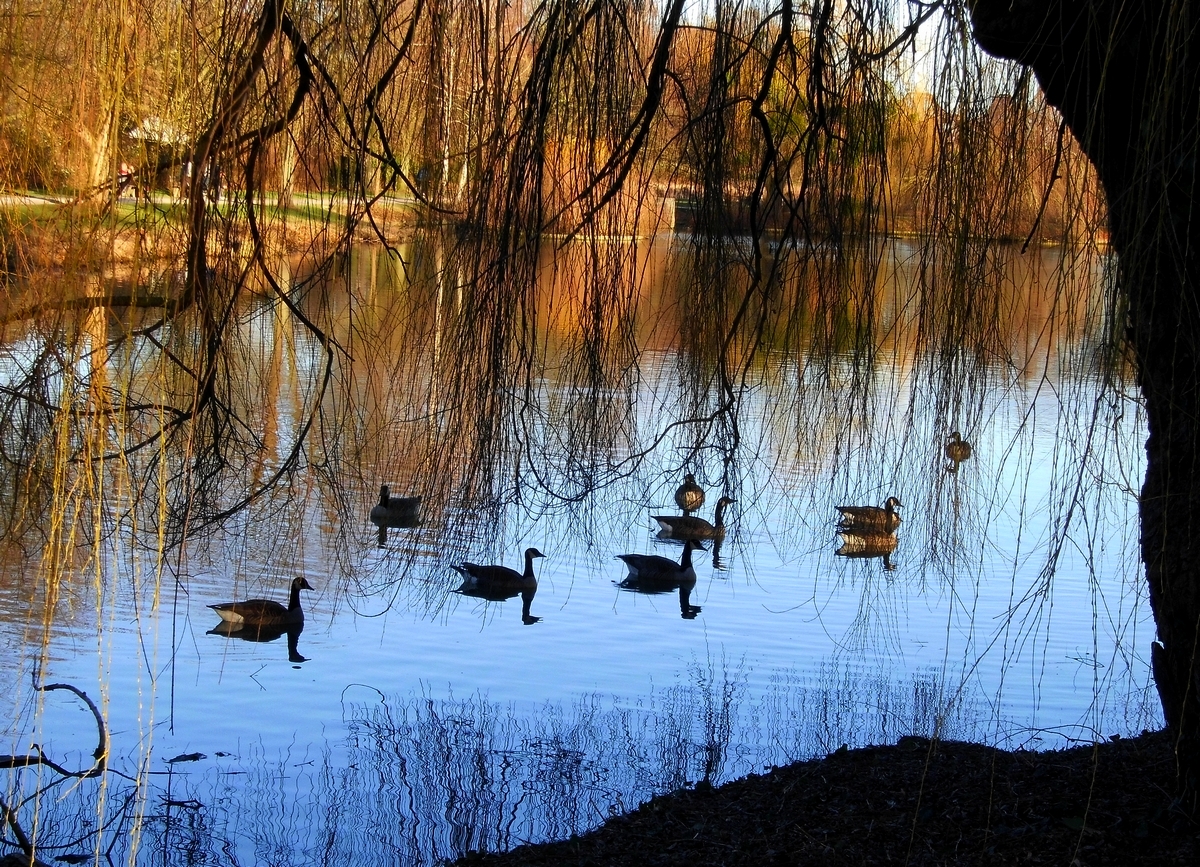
(0, 681, 108, 862)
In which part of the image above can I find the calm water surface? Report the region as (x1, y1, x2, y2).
(0, 238, 1157, 864)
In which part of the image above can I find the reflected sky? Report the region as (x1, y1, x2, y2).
(0, 238, 1156, 865)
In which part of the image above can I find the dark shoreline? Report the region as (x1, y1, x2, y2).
(455, 729, 1196, 866)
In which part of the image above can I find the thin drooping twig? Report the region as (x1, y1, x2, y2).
(548, 0, 688, 243)
(1022, 117, 1068, 252)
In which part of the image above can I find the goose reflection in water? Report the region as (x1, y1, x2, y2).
(616, 578, 703, 619)
(455, 582, 541, 625)
(615, 539, 705, 619)
(835, 529, 899, 572)
(208, 621, 308, 663)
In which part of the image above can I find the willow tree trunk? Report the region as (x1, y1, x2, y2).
(969, 0, 1200, 799)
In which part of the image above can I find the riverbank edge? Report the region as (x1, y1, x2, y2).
(454, 728, 1195, 866)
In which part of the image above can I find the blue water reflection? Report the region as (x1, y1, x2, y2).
(0, 241, 1157, 865)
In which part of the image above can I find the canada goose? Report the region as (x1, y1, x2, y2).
(654, 496, 735, 540)
(451, 547, 545, 590)
(836, 496, 903, 531)
(617, 539, 704, 585)
(369, 484, 422, 527)
(209, 576, 313, 628)
(945, 431, 973, 472)
(674, 474, 705, 516)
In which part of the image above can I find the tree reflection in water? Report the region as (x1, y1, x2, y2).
(0, 0, 1169, 845)
(103, 667, 991, 866)
(0, 232, 1154, 864)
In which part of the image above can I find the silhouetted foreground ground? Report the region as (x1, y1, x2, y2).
(455, 730, 1198, 866)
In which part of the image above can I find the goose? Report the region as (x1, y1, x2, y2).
(945, 431, 973, 472)
(674, 474, 705, 516)
(451, 547, 545, 591)
(616, 539, 704, 585)
(836, 496, 903, 531)
(209, 576, 313, 628)
(369, 484, 422, 527)
(654, 496, 735, 540)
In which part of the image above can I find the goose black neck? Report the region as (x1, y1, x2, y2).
(379, 484, 390, 506)
(523, 550, 537, 579)
(289, 583, 304, 611)
(714, 499, 730, 526)
(680, 543, 696, 569)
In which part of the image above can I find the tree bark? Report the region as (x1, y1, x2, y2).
(968, 0, 1200, 801)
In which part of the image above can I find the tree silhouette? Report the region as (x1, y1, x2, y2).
(971, 0, 1200, 804)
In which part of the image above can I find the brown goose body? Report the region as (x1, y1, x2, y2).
(654, 496, 735, 540)
(836, 496, 903, 531)
(945, 432, 973, 471)
(674, 474, 705, 516)
(209, 576, 313, 628)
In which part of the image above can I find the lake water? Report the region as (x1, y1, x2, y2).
(0, 236, 1158, 864)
